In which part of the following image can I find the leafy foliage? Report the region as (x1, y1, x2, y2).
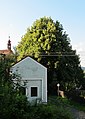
(29, 104, 74, 119)
(0, 54, 29, 119)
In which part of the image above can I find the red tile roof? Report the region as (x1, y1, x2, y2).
(0, 49, 13, 55)
(0, 38, 13, 55)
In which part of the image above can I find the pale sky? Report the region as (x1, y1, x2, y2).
(0, 0, 85, 66)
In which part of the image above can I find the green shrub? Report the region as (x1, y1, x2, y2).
(1, 94, 74, 119)
(67, 90, 85, 104)
(29, 104, 74, 119)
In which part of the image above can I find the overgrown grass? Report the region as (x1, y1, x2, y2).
(29, 103, 74, 119)
(1, 94, 74, 119)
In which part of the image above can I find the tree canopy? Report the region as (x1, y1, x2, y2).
(17, 17, 84, 91)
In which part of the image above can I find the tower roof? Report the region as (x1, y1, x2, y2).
(7, 36, 11, 50)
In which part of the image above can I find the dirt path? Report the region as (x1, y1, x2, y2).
(71, 108, 85, 119)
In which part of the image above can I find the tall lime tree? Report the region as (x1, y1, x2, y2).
(17, 17, 84, 91)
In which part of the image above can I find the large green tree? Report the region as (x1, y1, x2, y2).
(17, 17, 84, 91)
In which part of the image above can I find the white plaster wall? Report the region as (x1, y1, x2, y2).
(11, 57, 47, 103)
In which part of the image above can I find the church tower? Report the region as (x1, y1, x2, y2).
(7, 36, 11, 50)
(0, 36, 13, 55)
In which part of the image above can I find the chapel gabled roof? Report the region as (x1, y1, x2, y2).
(12, 56, 47, 69)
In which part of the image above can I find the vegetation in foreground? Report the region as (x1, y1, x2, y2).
(0, 54, 74, 119)
(1, 97, 74, 119)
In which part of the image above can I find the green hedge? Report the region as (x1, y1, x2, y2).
(1, 100, 74, 119)
(29, 104, 74, 119)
